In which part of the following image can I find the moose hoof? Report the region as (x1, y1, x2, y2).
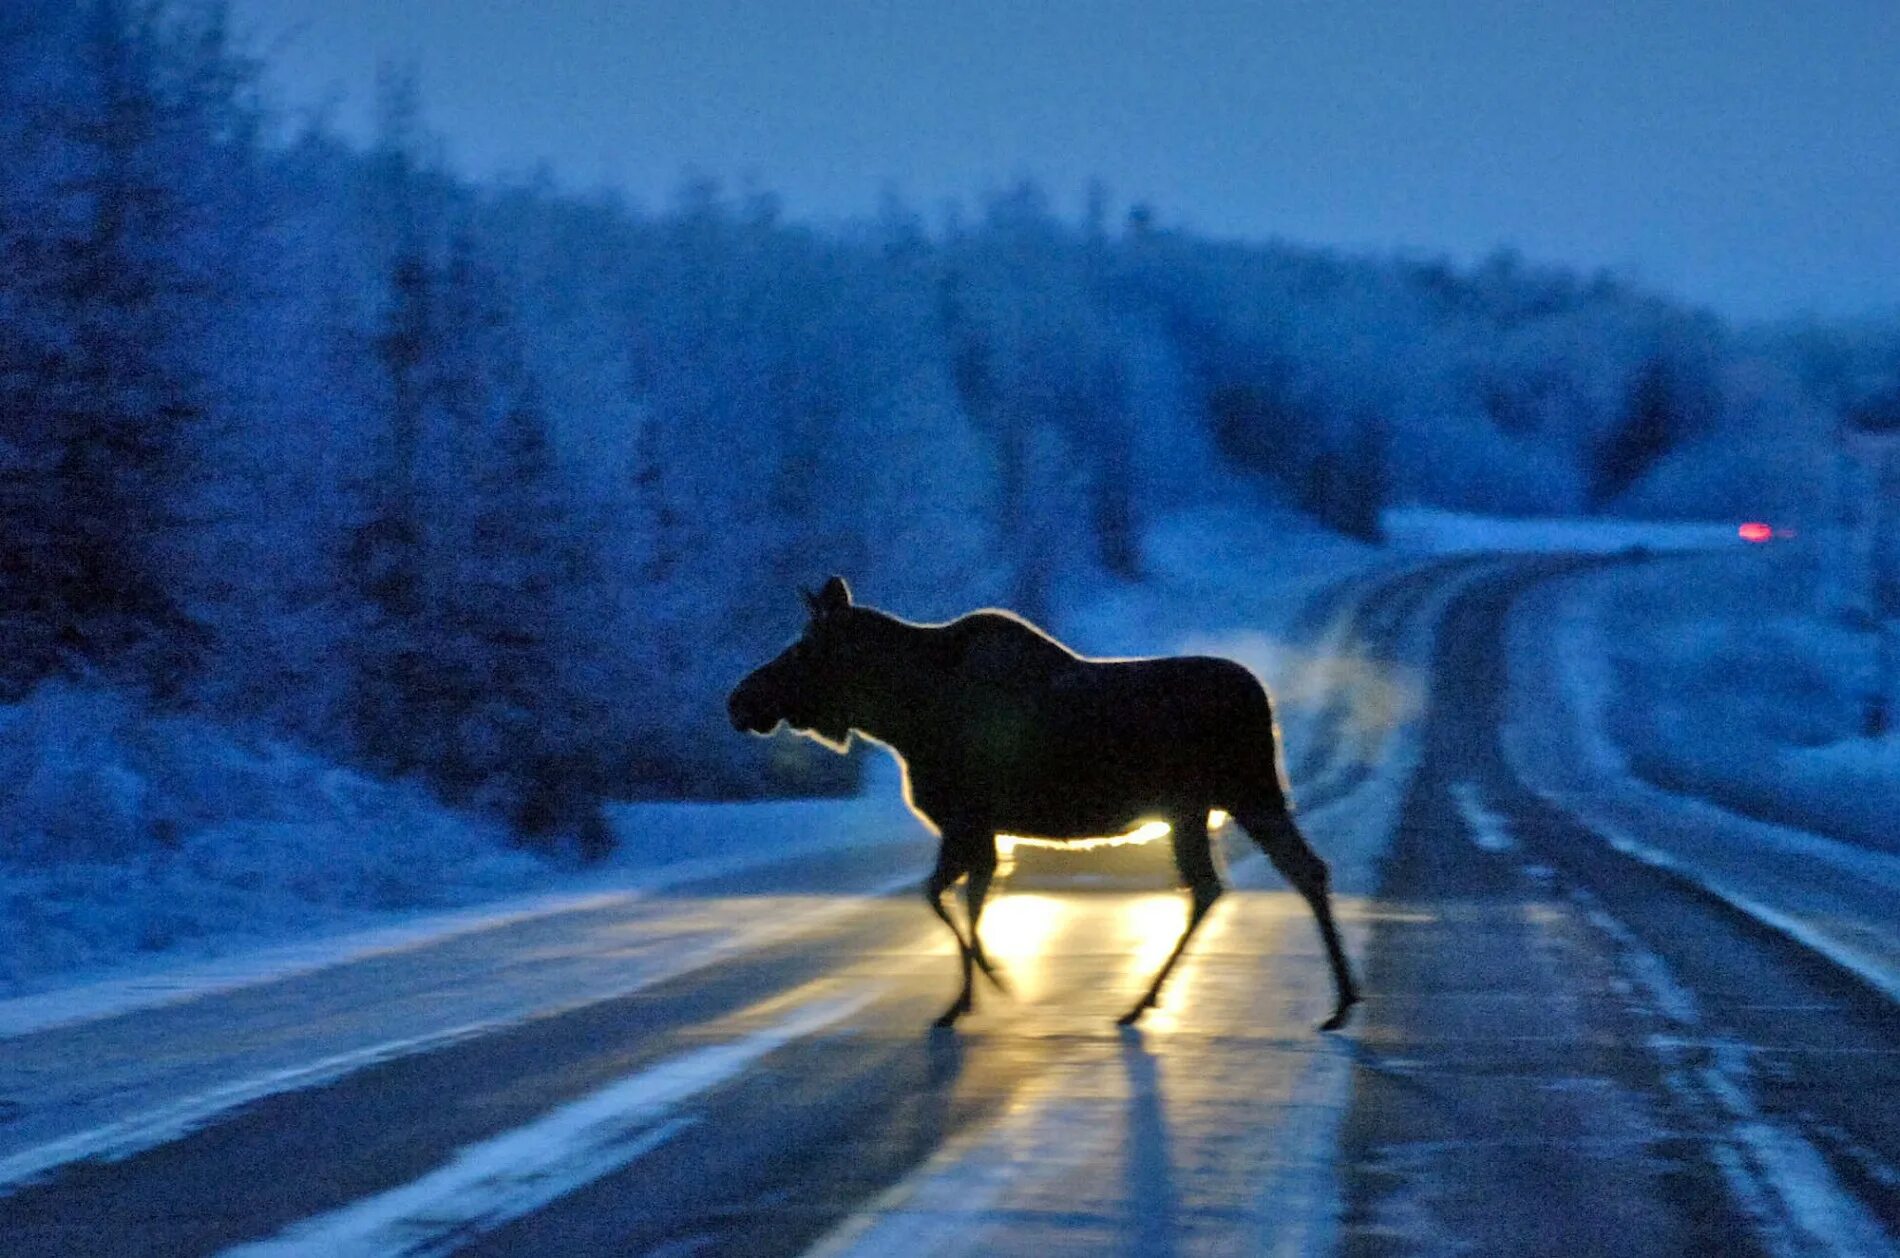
(932, 999, 971, 1029)
(1317, 995, 1361, 1033)
(1116, 999, 1154, 1027)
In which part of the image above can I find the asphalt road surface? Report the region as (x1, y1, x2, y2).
(1, 558, 1895, 1256)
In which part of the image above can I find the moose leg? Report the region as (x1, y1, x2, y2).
(1236, 800, 1359, 1031)
(1119, 813, 1223, 1025)
(963, 839, 1010, 996)
(923, 847, 976, 1027)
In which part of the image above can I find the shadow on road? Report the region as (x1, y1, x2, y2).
(1120, 1026, 1181, 1258)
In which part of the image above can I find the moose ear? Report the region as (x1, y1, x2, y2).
(816, 575, 852, 613)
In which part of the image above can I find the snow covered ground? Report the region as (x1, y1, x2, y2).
(0, 672, 922, 1005)
(1567, 544, 1897, 851)
(0, 684, 542, 997)
(1504, 553, 1900, 1003)
(1381, 505, 1748, 554)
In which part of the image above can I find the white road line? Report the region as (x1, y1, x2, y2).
(1586, 819, 1900, 1008)
(1450, 780, 1517, 852)
(0, 1024, 495, 1195)
(0, 873, 919, 1198)
(1255, 1037, 1357, 1258)
(0, 832, 917, 1040)
(802, 1086, 1109, 1258)
(222, 986, 882, 1258)
(1569, 886, 1894, 1258)
(803, 1034, 1361, 1258)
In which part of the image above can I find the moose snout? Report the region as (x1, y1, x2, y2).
(727, 679, 771, 734)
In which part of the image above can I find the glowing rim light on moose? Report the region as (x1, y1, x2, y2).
(994, 809, 1229, 856)
(994, 810, 1230, 875)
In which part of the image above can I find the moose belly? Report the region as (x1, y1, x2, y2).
(987, 796, 1166, 842)
(899, 657, 1258, 840)
(910, 738, 1212, 841)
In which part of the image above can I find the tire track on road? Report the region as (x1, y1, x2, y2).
(0, 893, 946, 1255)
(1341, 560, 1900, 1256)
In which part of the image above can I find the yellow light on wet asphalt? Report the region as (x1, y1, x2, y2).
(977, 893, 1070, 983)
(1125, 894, 1190, 975)
(975, 892, 1192, 1009)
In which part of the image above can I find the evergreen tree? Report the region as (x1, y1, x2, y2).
(346, 63, 434, 773)
(0, 0, 245, 698)
(1592, 355, 1677, 511)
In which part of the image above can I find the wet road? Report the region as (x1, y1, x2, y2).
(0, 854, 1368, 1255)
(1, 558, 1896, 1255)
(1339, 562, 1899, 1256)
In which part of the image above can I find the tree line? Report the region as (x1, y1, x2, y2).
(2, 1, 1882, 855)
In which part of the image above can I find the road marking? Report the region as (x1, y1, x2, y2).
(0, 874, 921, 1198)
(802, 1032, 1360, 1258)
(0, 831, 919, 1040)
(805, 902, 1368, 1258)
(1572, 888, 1894, 1258)
(222, 986, 881, 1258)
(1451, 780, 1517, 852)
(1255, 1036, 1357, 1258)
(802, 1083, 1107, 1258)
(0, 1024, 497, 1195)
(1585, 818, 1900, 1008)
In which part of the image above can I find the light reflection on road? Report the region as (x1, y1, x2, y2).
(973, 893, 1071, 1002)
(1123, 894, 1191, 979)
(975, 892, 1194, 1009)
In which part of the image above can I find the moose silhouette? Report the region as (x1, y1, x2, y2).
(728, 577, 1359, 1030)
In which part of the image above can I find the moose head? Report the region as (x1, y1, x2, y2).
(727, 576, 872, 751)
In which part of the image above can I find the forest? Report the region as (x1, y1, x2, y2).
(3, 1, 1893, 854)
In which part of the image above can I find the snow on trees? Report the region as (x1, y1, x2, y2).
(0, 5, 1863, 827)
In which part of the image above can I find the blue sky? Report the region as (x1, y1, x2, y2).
(233, 0, 1899, 321)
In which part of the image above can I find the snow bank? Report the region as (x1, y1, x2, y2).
(601, 763, 921, 871)
(1382, 506, 1745, 555)
(1572, 548, 1896, 851)
(1060, 501, 1380, 656)
(0, 683, 542, 995)
(0, 684, 931, 1006)
(1506, 561, 1900, 1003)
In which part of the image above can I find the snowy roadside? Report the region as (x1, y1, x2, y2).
(1503, 562, 1900, 1004)
(1380, 505, 1742, 555)
(0, 506, 1393, 1015)
(1564, 546, 1898, 852)
(0, 791, 926, 1038)
(0, 675, 932, 1010)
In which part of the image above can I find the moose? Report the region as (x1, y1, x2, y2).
(727, 577, 1359, 1030)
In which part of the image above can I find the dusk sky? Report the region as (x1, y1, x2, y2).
(231, 0, 1899, 322)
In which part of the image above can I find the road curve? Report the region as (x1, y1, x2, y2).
(0, 557, 1894, 1256)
